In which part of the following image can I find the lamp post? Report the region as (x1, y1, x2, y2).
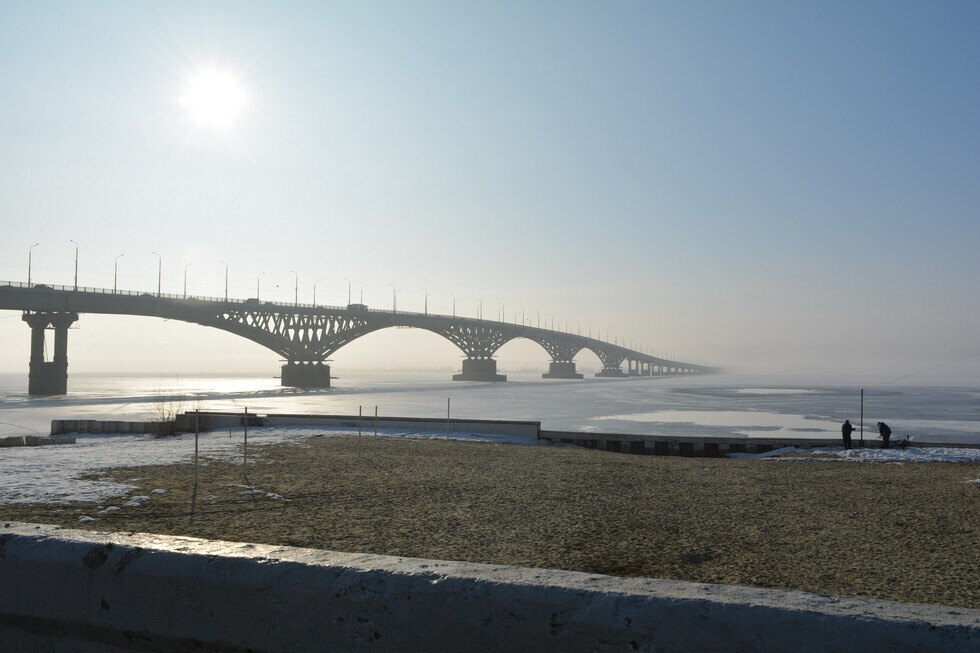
(313, 278, 322, 306)
(421, 289, 428, 315)
(359, 284, 367, 304)
(27, 243, 39, 287)
(389, 284, 397, 312)
(113, 253, 124, 294)
(70, 240, 79, 291)
(477, 298, 483, 320)
(152, 251, 161, 296)
(450, 293, 456, 318)
(548, 314, 554, 330)
(499, 304, 504, 322)
(344, 277, 351, 305)
(219, 261, 228, 302)
(184, 262, 193, 298)
(256, 272, 265, 300)
(291, 271, 298, 305)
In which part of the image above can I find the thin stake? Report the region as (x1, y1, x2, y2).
(374, 405, 378, 438)
(860, 388, 864, 447)
(243, 406, 249, 475)
(359, 405, 362, 437)
(190, 410, 199, 525)
(447, 397, 451, 435)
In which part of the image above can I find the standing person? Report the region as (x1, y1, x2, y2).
(841, 419, 855, 450)
(878, 421, 892, 448)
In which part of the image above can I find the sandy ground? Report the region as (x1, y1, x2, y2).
(2, 436, 978, 609)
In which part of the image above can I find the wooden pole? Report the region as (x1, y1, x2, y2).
(190, 410, 199, 524)
(860, 388, 864, 446)
(243, 407, 249, 476)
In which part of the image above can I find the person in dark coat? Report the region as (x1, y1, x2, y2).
(841, 419, 855, 450)
(878, 421, 892, 448)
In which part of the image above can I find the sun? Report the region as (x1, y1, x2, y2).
(180, 67, 246, 129)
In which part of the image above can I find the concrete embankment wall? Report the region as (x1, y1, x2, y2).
(0, 435, 75, 448)
(539, 430, 978, 456)
(1, 524, 976, 653)
(541, 430, 829, 457)
(174, 411, 542, 440)
(51, 419, 160, 436)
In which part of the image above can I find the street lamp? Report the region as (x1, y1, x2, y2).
(27, 243, 39, 287)
(344, 277, 351, 305)
(70, 240, 79, 291)
(421, 289, 428, 315)
(389, 284, 397, 312)
(256, 272, 265, 300)
(113, 253, 124, 294)
(499, 304, 504, 322)
(359, 284, 368, 304)
(450, 293, 456, 318)
(313, 278, 322, 306)
(477, 298, 483, 320)
(184, 262, 193, 298)
(291, 271, 298, 305)
(152, 251, 162, 296)
(219, 261, 228, 302)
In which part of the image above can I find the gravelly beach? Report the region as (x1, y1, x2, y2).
(2, 436, 977, 609)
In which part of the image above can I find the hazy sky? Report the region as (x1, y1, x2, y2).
(2, 1, 979, 379)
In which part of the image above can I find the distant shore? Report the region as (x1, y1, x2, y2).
(2, 436, 978, 609)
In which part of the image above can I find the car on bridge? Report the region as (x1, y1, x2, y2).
(347, 303, 368, 311)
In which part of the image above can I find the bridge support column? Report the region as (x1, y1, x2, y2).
(542, 361, 583, 379)
(453, 358, 506, 382)
(596, 367, 627, 378)
(281, 362, 331, 388)
(23, 312, 78, 395)
(628, 360, 640, 376)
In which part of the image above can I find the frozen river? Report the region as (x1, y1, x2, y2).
(1, 371, 978, 445)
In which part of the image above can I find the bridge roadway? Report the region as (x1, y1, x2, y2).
(0, 281, 713, 394)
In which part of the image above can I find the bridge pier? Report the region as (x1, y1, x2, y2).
(281, 362, 331, 388)
(542, 361, 583, 379)
(595, 367, 628, 378)
(453, 358, 506, 382)
(23, 311, 78, 395)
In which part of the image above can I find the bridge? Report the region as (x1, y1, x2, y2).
(0, 281, 714, 395)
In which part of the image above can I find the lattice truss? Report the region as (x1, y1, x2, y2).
(594, 347, 628, 370)
(531, 334, 585, 363)
(431, 322, 520, 360)
(209, 310, 381, 362)
(206, 307, 658, 370)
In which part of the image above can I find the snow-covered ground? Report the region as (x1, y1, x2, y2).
(2, 427, 978, 508)
(0, 426, 543, 505)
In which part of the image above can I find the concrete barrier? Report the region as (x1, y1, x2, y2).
(0, 435, 74, 448)
(173, 411, 542, 440)
(0, 523, 976, 652)
(539, 430, 980, 456)
(51, 419, 159, 436)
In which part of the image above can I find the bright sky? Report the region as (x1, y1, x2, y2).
(1, 1, 979, 378)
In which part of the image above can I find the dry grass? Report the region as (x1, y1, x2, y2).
(3, 436, 978, 608)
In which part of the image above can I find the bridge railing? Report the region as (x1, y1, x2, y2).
(0, 280, 351, 310)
